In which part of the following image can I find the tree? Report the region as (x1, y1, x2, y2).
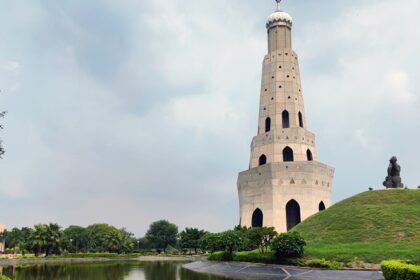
(2, 227, 33, 255)
(145, 220, 178, 252)
(45, 223, 62, 255)
(85, 224, 120, 252)
(219, 230, 244, 255)
(30, 224, 48, 256)
(62, 225, 89, 253)
(137, 237, 152, 251)
(200, 233, 222, 253)
(246, 227, 278, 253)
(29, 223, 62, 256)
(178, 228, 206, 254)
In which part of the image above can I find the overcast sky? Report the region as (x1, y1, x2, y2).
(1, 0, 419, 236)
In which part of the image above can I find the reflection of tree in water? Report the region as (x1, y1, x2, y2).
(143, 262, 179, 280)
(5, 262, 133, 280)
(2, 262, 229, 280)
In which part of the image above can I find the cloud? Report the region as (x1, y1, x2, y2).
(0, 0, 419, 235)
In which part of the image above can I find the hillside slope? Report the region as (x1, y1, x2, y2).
(293, 189, 420, 263)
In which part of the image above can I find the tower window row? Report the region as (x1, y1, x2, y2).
(264, 111, 304, 132)
(258, 148, 313, 165)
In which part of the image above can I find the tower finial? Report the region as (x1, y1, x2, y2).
(275, 0, 281, 11)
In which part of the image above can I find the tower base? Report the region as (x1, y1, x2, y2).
(237, 161, 334, 233)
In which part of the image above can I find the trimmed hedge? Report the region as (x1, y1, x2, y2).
(234, 251, 275, 263)
(381, 260, 420, 280)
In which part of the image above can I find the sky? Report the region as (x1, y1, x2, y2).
(0, 0, 419, 236)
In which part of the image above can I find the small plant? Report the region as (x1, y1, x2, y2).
(270, 232, 306, 259)
(305, 258, 343, 269)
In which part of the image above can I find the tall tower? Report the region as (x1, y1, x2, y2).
(237, 1, 335, 233)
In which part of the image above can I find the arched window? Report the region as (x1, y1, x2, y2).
(265, 117, 271, 133)
(319, 201, 326, 212)
(282, 110, 290, 128)
(306, 149, 313, 161)
(298, 112, 304, 128)
(252, 208, 263, 228)
(286, 199, 301, 231)
(283, 147, 294, 162)
(259, 155, 267, 166)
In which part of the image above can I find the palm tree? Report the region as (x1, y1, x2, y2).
(104, 231, 123, 253)
(45, 223, 62, 256)
(30, 224, 48, 256)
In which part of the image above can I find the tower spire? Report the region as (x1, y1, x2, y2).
(275, 0, 281, 11)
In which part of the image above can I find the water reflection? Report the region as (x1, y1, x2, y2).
(0, 262, 229, 280)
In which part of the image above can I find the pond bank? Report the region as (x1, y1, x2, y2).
(183, 260, 384, 280)
(0, 255, 202, 266)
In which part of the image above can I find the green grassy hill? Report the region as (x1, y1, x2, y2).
(293, 189, 420, 264)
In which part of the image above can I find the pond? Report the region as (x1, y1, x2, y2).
(0, 261, 230, 280)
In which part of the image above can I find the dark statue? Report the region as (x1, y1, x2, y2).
(383, 156, 404, 189)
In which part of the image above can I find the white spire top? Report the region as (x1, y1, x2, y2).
(276, 0, 281, 11)
(266, 0, 293, 29)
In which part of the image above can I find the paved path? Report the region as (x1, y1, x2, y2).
(183, 261, 384, 280)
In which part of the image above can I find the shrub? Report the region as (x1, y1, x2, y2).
(381, 260, 420, 280)
(305, 258, 343, 269)
(218, 230, 244, 254)
(233, 250, 275, 263)
(208, 251, 233, 261)
(200, 233, 223, 253)
(0, 275, 11, 280)
(245, 227, 278, 253)
(270, 232, 306, 259)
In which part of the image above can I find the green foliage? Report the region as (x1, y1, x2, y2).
(381, 260, 420, 280)
(0, 275, 11, 280)
(293, 190, 420, 263)
(233, 250, 275, 263)
(136, 237, 152, 250)
(30, 223, 62, 256)
(305, 258, 343, 269)
(245, 227, 278, 253)
(218, 230, 244, 254)
(1, 227, 32, 254)
(200, 233, 222, 253)
(145, 220, 178, 252)
(270, 232, 306, 259)
(62, 225, 89, 253)
(208, 251, 233, 261)
(178, 228, 206, 254)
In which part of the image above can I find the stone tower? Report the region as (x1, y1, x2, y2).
(237, 1, 335, 233)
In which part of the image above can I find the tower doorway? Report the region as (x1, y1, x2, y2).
(252, 208, 263, 227)
(319, 201, 326, 211)
(286, 199, 301, 231)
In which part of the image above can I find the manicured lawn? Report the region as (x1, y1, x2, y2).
(293, 189, 420, 263)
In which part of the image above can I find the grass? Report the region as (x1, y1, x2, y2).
(293, 189, 420, 264)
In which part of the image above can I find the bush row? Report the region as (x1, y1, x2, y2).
(381, 260, 420, 280)
(209, 251, 343, 269)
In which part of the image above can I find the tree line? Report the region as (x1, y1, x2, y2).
(0, 220, 301, 257)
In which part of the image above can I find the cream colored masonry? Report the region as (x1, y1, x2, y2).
(237, 6, 335, 233)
